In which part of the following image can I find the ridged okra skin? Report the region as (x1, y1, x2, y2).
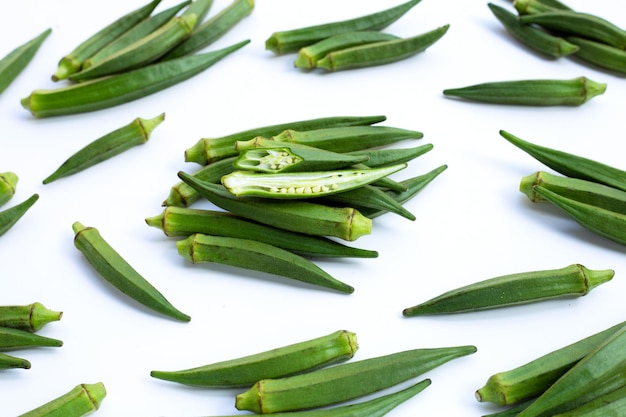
(0, 352, 31, 370)
(17, 382, 106, 417)
(0, 29, 51, 95)
(235, 345, 477, 413)
(151, 330, 358, 387)
(0, 302, 62, 332)
(0, 172, 18, 207)
(567, 36, 626, 75)
(552, 384, 626, 416)
(0, 327, 63, 351)
(0, 193, 39, 237)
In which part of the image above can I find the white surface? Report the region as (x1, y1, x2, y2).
(1, 0, 625, 415)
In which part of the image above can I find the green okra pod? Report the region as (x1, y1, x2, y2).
(82, 0, 192, 69)
(177, 234, 354, 293)
(567, 36, 626, 75)
(500, 130, 626, 192)
(320, 184, 416, 221)
(346, 143, 433, 167)
(317, 25, 450, 72)
(488, 3, 578, 58)
(0, 28, 51, 95)
(23, 40, 249, 118)
(552, 384, 626, 416)
(43, 113, 165, 184)
(265, 0, 422, 54)
(295, 31, 400, 69)
(0, 327, 63, 351)
(235, 344, 476, 413)
(151, 329, 358, 387)
(0, 302, 62, 332)
(177, 173, 372, 241)
(221, 164, 407, 199)
(519, 10, 626, 49)
(69, 14, 199, 81)
(403, 264, 613, 317)
(184, 115, 386, 165)
(0, 352, 31, 370)
(181, 0, 214, 22)
(0, 172, 18, 207)
(198, 379, 431, 417)
(0, 193, 39, 237)
(516, 324, 626, 417)
(443, 76, 605, 106)
(72, 221, 191, 322)
(17, 382, 106, 417)
(163, 0, 255, 60)
(513, 0, 572, 15)
(482, 400, 535, 417)
(533, 186, 626, 246)
(52, 0, 162, 81)
(146, 207, 378, 258)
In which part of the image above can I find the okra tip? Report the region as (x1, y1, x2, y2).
(138, 113, 166, 142)
(145, 212, 164, 231)
(581, 265, 614, 292)
(31, 302, 63, 332)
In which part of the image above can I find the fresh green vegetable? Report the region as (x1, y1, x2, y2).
(72, 221, 191, 322)
(513, 0, 572, 15)
(0, 172, 18, 208)
(0, 352, 31, 370)
(0, 302, 62, 332)
(0, 194, 39, 237)
(43, 114, 165, 184)
(0, 29, 51, 95)
(181, 0, 214, 22)
(320, 184, 416, 221)
(346, 144, 433, 167)
(151, 330, 358, 386)
(17, 382, 106, 417)
(567, 36, 626, 74)
(552, 384, 626, 416)
(0, 327, 63, 351)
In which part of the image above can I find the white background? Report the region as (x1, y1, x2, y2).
(1, 0, 625, 415)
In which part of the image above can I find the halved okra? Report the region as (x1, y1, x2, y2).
(146, 207, 378, 258)
(0, 172, 18, 208)
(17, 382, 106, 417)
(177, 233, 354, 293)
(151, 330, 358, 387)
(0, 28, 51, 95)
(0, 302, 62, 332)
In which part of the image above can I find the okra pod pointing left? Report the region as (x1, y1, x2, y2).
(72, 221, 191, 322)
(17, 382, 106, 417)
(0, 28, 51, 95)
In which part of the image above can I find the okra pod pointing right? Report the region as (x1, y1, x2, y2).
(0, 302, 62, 332)
(0, 172, 18, 207)
(0, 327, 63, 351)
(0, 352, 30, 370)
(0, 28, 51, 95)
(0, 193, 39, 237)
(567, 36, 626, 75)
(17, 382, 106, 417)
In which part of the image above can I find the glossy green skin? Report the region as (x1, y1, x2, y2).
(265, 0, 422, 54)
(24, 40, 249, 117)
(177, 173, 372, 241)
(346, 143, 433, 167)
(567, 36, 626, 75)
(321, 185, 416, 221)
(0, 302, 62, 332)
(553, 384, 626, 416)
(235, 345, 476, 413)
(18, 383, 106, 417)
(44, 114, 164, 184)
(151, 330, 358, 387)
(164, 0, 255, 60)
(488, 3, 578, 58)
(0, 327, 62, 351)
(53, 0, 162, 80)
(146, 207, 378, 258)
(519, 11, 626, 49)
(0, 194, 38, 237)
(513, 0, 572, 15)
(317, 25, 449, 71)
(500, 130, 626, 192)
(0, 352, 31, 370)
(476, 319, 626, 405)
(177, 234, 354, 293)
(72, 222, 191, 322)
(0, 172, 18, 208)
(184, 115, 387, 165)
(181, 0, 214, 22)
(0, 29, 51, 95)
(443, 77, 606, 106)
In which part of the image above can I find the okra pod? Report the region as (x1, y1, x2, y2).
(0, 28, 51, 95)
(552, 384, 626, 416)
(221, 164, 406, 199)
(177, 234, 354, 293)
(533, 186, 626, 246)
(146, 207, 378, 258)
(0, 302, 62, 332)
(520, 171, 626, 214)
(517, 324, 626, 417)
(43, 114, 165, 184)
(151, 330, 358, 387)
(82, 0, 192, 69)
(235, 345, 476, 413)
(52, 0, 161, 81)
(0, 327, 63, 351)
(346, 143, 433, 167)
(72, 221, 191, 322)
(17, 382, 106, 417)
(317, 25, 450, 72)
(200, 379, 430, 417)
(163, 0, 255, 60)
(23, 40, 249, 118)
(0, 193, 39, 237)
(403, 264, 613, 317)
(181, 0, 214, 22)
(295, 31, 400, 69)
(0, 172, 18, 207)
(567, 36, 626, 75)
(265, 0, 421, 54)
(184, 115, 387, 165)
(482, 400, 535, 417)
(488, 3, 578, 58)
(0, 352, 30, 370)
(500, 130, 626, 192)
(69, 14, 199, 81)
(320, 184, 416, 221)
(513, 0, 572, 15)
(177, 173, 372, 241)
(519, 11, 626, 49)
(443, 76, 605, 106)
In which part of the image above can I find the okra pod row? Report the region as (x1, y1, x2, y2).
(0, 28, 51, 95)
(0, 302, 62, 332)
(151, 330, 358, 387)
(17, 382, 106, 417)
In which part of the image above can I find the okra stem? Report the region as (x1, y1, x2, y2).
(17, 382, 106, 417)
(0, 302, 62, 332)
